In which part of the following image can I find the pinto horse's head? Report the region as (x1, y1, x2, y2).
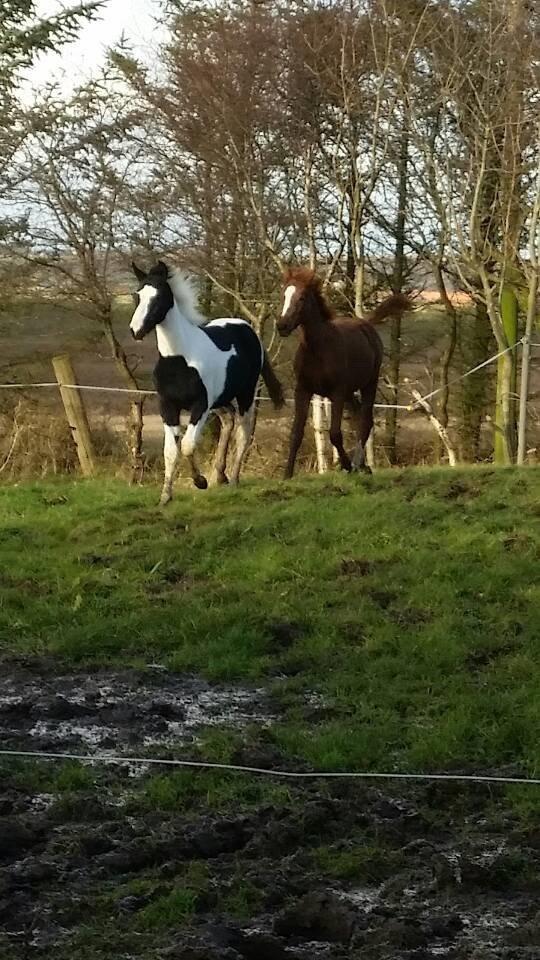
(130, 260, 174, 340)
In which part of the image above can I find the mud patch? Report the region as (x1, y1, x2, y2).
(0, 665, 539, 960)
(266, 621, 306, 649)
(441, 479, 481, 501)
(0, 666, 275, 762)
(340, 558, 374, 577)
(367, 588, 398, 610)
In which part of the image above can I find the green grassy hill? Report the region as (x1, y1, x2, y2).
(2, 467, 540, 779)
(2, 468, 540, 960)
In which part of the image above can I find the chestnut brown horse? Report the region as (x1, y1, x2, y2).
(277, 267, 411, 478)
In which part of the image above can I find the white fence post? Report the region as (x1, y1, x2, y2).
(312, 396, 328, 473)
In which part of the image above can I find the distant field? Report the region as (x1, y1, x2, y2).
(2, 295, 523, 471)
(0, 295, 450, 401)
(1, 468, 540, 958)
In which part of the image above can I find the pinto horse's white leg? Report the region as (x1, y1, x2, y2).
(182, 407, 211, 489)
(160, 423, 180, 506)
(209, 407, 235, 486)
(229, 402, 256, 485)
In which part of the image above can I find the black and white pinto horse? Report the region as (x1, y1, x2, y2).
(130, 260, 283, 504)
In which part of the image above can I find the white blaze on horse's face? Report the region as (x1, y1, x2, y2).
(281, 284, 297, 318)
(130, 285, 158, 338)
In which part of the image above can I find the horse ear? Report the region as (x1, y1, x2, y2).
(155, 259, 169, 278)
(131, 260, 146, 282)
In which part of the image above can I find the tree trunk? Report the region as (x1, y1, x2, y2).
(434, 267, 458, 431)
(432, 266, 458, 463)
(201, 274, 213, 315)
(202, 166, 215, 315)
(102, 315, 145, 482)
(385, 119, 409, 464)
(459, 302, 493, 462)
(385, 106, 409, 464)
(494, 350, 516, 465)
(517, 159, 540, 464)
(353, 240, 365, 317)
(492, 0, 525, 464)
(494, 286, 518, 464)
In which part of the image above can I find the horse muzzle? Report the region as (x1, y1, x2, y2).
(277, 320, 294, 338)
(131, 328, 145, 341)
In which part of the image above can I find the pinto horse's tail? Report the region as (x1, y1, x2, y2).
(261, 350, 285, 408)
(367, 292, 412, 324)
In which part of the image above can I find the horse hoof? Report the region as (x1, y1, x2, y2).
(159, 494, 172, 507)
(193, 475, 208, 490)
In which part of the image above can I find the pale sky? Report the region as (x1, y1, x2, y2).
(20, 0, 165, 100)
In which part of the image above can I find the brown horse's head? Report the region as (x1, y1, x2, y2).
(277, 266, 329, 337)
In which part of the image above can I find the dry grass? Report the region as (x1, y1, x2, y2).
(0, 400, 120, 479)
(0, 400, 471, 483)
(0, 400, 77, 478)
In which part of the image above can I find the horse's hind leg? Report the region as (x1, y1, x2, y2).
(350, 389, 375, 474)
(209, 407, 235, 486)
(229, 400, 256, 485)
(329, 396, 352, 472)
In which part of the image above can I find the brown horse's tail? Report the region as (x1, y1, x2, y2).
(261, 350, 285, 408)
(367, 292, 412, 324)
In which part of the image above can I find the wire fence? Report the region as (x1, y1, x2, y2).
(0, 340, 522, 411)
(0, 747, 538, 787)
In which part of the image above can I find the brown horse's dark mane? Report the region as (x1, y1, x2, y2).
(283, 266, 334, 322)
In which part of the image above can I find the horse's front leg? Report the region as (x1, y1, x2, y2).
(159, 424, 180, 506)
(284, 387, 312, 479)
(159, 399, 181, 506)
(182, 402, 211, 490)
(329, 396, 352, 472)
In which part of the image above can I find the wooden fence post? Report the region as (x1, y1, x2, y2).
(52, 354, 97, 477)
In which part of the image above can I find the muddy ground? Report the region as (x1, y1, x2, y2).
(0, 663, 539, 959)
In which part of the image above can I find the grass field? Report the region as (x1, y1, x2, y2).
(2, 467, 540, 959)
(2, 468, 540, 775)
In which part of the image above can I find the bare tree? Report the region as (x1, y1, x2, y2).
(112, 0, 539, 471)
(4, 80, 148, 477)
(405, 0, 539, 463)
